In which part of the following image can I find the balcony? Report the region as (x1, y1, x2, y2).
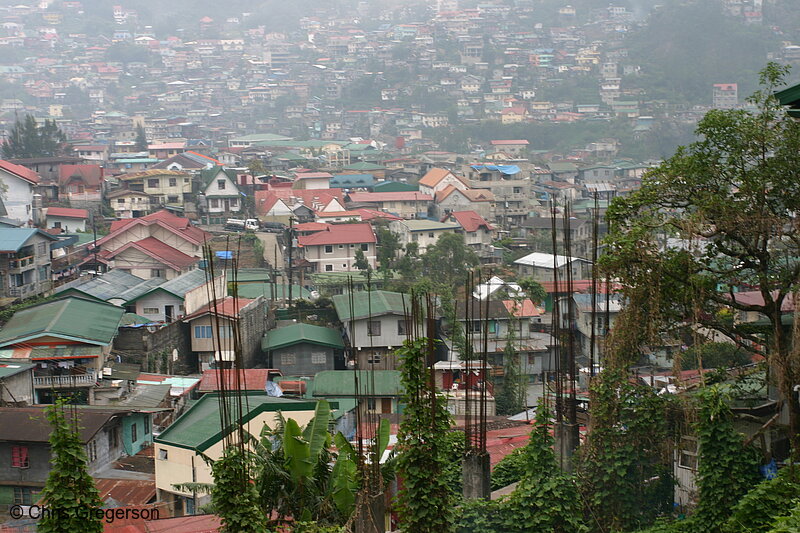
(8, 255, 35, 270)
(7, 281, 51, 298)
(33, 370, 96, 388)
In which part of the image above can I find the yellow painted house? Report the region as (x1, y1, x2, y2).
(154, 393, 322, 516)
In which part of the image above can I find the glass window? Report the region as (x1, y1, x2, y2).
(150, 269, 164, 278)
(324, 245, 333, 253)
(117, 198, 125, 204)
(361, 243, 369, 251)
(86, 440, 97, 462)
(11, 446, 28, 468)
(311, 352, 326, 364)
(168, 178, 177, 187)
(367, 354, 382, 364)
(217, 179, 226, 190)
(147, 178, 159, 188)
(144, 417, 151, 435)
(13, 487, 33, 505)
(325, 264, 333, 271)
(143, 307, 159, 315)
(194, 325, 213, 338)
(367, 320, 381, 336)
(158, 448, 168, 460)
(131, 422, 138, 442)
(281, 353, 296, 365)
(397, 319, 409, 336)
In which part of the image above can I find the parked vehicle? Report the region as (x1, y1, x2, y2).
(225, 218, 260, 231)
(261, 221, 286, 233)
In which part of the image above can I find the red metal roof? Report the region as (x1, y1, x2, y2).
(46, 206, 89, 219)
(197, 369, 281, 392)
(95, 479, 156, 506)
(446, 210, 493, 232)
(144, 514, 221, 533)
(103, 210, 210, 247)
(59, 164, 103, 187)
(108, 237, 198, 271)
(182, 297, 256, 321)
(297, 223, 376, 247)
(0, 159, 40, 184)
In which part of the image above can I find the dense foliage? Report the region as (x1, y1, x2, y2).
(210, 447, 270, 533)
(395, 337, 456, 532)
(679, 342, 751, 370)
(38, 400, 104, 533)
(2, 114, 69, 159)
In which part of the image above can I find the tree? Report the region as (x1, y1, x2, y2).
(602, 63, 800, 453)
(518, 277, 547, 305)
(38, 400, 103, 533)
(354, 248, 371, 273)
(375, 225, 401, 278)
(134, 123, 148, 151)
(679, 342, 751, 371)
(210, 447, 270, 533)
(421, 233, 479, 289)
(3, 114, 69, 159)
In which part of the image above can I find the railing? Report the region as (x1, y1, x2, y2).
(8, 256, 34, 269)
(33, 371, 96, 388)
(7, 281, 51, 298)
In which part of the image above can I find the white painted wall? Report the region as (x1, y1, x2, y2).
(0, 171, 33, 224)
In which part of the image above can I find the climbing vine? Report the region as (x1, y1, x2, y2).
(211, 446, 270, 533)
(38, 399, 104, 533)
(395, 337, 456, 532)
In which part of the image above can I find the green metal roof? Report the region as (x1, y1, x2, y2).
(373, 181, 418, 192)
(230, 268, 272, 283)
(56, 270, 149, 302)
(0, 297, 125, 347)
(262, 323, 344, 352)
(229, 133, 293, 143)
(332, 290, 410, 321)
(312, 370, 403, 397)
(0, 362, 34, 379)
(155, 392, 321, 451)
(125, 270, 208, 304)
(235, 283, 311, 300)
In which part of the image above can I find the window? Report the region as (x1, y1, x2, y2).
(144, 416, 151, 435)
(367, 354, 382, 364)
(11, 446, 28, 468)
(311, 352, 326, 364)
(13, 487, 34, 505)
(397, 319, 409, 336)
(367, 398, 377, 410)
(217, 179, 226, 190)
(143, 307, 159, 315)
(194, 325, 213, 338)
(210, 198, 219, 208)
(230, 198, 238, 207)
(158, 448, 168, 460)
(117, 198, 125, 204)
(679, 437, 698, 471)
(110, 427, 119, 448)
(53, 221, 62, 229)
(131, 422, 138, 442)
(325, 264, 333, 272)
(281, 353, 296, 366)
(147, 178, 159, 188)
(361, 243, 369, 251)
(37, 242, 46, 255)
(168, 195, 179, 203)
(151, 269, 164, 278)
(184, 178, 190, 184)
(86, 440, 97, 462)
(367, 320, 381, 336)
(324, 245, 334, 254)
(428, 232, 434, 238)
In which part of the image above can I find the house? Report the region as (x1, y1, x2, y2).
(195, 369, 283, 394)
(489, 140, 529, 156)
(297, 223, 377, 273)
(57, 164, 103, 205)
(87, 210, 210, 278)
(0, 406, 154, 509)
(332, 290, 413, 370)
(151, 151, 218, 172)
(0, 227, 58, 300)
(0, 160, 39, 225)
(44, 207, 88, 233)
(388, 219, 460, 254)
(346, 191, 433, 219)
(182, 296, 268, 370)
(569, 292, 622, 361)
(513, 252, 593, 282)
(0, 297, 124, 404)
(199, 166, 243, 220)
(520, 217, 592, 257)
(106, 189, 152, 219)
(55, 269, 156, 306)
(501, 107, 528, 124)
(434, 185, 495, 220)
(312, 369, 402, 417)
(293, 172, 333, 190)
(442, 210, 495, 259)
(122, 269, 217, 323)
(262, 323, 345, 376)
(154, 393, 318, 516)
(116, 170, 193, 206)
(417, 167, 469, 197)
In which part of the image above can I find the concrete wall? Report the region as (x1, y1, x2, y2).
(268, 343, 340, 377)
(0, 172, 33, 224)
(46, 215, 86, 233)
(304, 243, 377, 273)
(0, 370, 34, 406)
(122, 412, 153, 456)
(113, 321, 194, 374)
(135, 292, 184, 322)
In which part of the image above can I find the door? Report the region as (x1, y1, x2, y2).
(223, 199, 230, 211)
(165, 305, 174, 323)
(381, 398, 392, 414)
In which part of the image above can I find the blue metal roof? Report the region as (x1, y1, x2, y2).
(0, 228, 57, 253)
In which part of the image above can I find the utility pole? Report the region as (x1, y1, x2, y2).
(287, 216, 295, 306)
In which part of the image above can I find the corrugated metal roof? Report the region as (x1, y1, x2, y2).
(332, 290, 411, 321)
(0, 228, 57, 252)
(95, 479, 156, 506)
(56, 270, 148, 301)
(262, 323, 344, 352)
(312, 370, 402, 397)
(0, 297, 125, 347)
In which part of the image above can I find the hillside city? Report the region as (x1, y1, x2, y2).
(0, 0, 800, 532)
